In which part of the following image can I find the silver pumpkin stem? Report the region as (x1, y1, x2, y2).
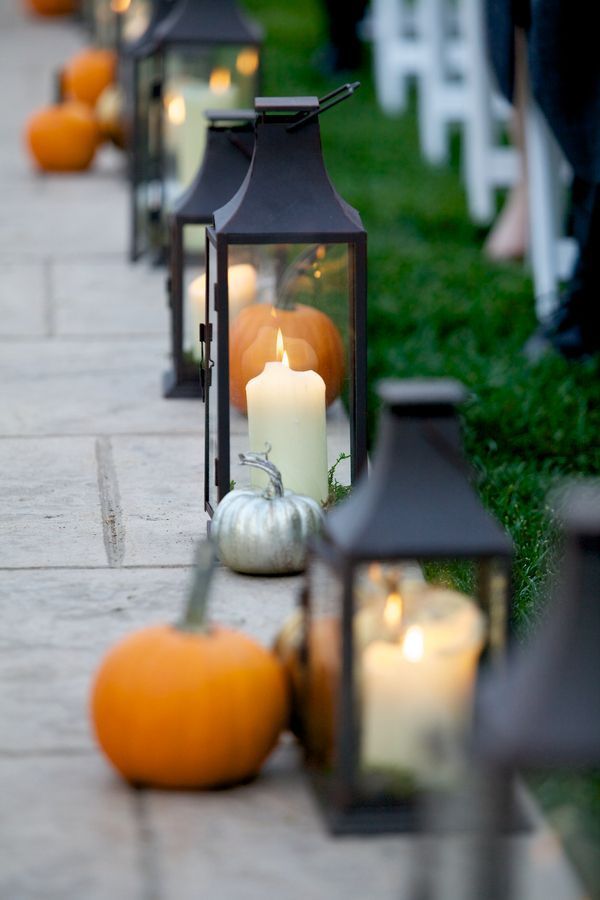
(239, 450, 285, 498)
(179, 540, 216, 632)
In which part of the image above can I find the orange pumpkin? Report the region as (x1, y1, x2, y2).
(63, 48, 117, 108)
(230, 303, 345, 414)
(273, 610, 339, 766)
(26, 102, 99, 172)
(91, 545, 288, 789)
(26, 0, 76, 15)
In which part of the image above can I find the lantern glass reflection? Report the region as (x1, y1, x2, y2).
(204, 241, 352, 515)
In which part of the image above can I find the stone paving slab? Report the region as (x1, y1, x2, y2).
(110, 435, 206, 566)
(146, 742, 405, 900)
(0, 567, 298, 754)
(0, 755, 144, 900)
(0, 436, 105, 568)
(0, 177, 129, 257)
(0, 340, 201, 436)
(53, 259, 168, 337)
(0, 261, 47, 336)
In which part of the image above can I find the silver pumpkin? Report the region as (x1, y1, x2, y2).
(211, 452, 324, 575)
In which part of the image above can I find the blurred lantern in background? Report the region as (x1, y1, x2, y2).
(296, 379, 513, 834)
(437, 481, 600, 900)
(203, 87, 367, 516)
(164, 108, 255, 398)
(81, 0, 154, 51)
(125, 0, 262, 262)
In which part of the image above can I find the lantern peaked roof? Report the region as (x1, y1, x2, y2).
(324, 379, 512, 560)
(212, 96, 365, 240)
(173, 111, 255, 224)
(476, 481, 600, 769)
(151, 0, 263, 49)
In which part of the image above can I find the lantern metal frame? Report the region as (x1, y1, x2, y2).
(126, 0, 263, 263)
(299, 379, 514, 835)
(164, 108, 255, 398)
(203, 90, 368, 517)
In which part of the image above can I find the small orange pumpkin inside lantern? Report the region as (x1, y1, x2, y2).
(229, 303, 345, 414)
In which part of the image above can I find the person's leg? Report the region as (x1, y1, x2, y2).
(321, 0, 368, 72)
(484, 28, 529, 262)
(525, 178, 600, 360)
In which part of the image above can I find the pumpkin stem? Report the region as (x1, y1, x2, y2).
(239, 448, 285, 498)
(180, 540, 216, 632)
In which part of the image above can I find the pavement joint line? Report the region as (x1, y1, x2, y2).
(132, 791, 165, 900)
(0, 564, 195, 571)
(0, 747, 95, 759)
(0, 432, 203, 440)
(95, 436, 126, 568)
(0, 334, 168, 343)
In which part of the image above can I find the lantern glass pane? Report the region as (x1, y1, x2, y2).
(354, 561, 487, 800)
(162, 46, 259, 210)
(227, 242, 352, 507)
(303, 555, 343, 770)
(182, 239, 253, 364)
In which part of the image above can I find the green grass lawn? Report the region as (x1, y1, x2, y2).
(245, 0, 600, 630)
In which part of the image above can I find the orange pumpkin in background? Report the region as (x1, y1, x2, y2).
(91, 544, 288, 789)
(26, 0, 77, 15)
(26, 102, 99, 171)
(229, 303, 345, 414)
(63, 48, 117, 108)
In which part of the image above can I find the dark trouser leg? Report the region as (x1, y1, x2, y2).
(322, 0, 368, 71)
(527, 178, 600, 360)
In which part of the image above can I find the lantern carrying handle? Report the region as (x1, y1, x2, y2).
(286, 82, 361, 133)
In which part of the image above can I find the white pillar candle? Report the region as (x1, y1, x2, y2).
(186, 264, 257, 360)
(164, 71, 239, 197)
(361, 586, 485, 787)
(246, 358, 328, 504)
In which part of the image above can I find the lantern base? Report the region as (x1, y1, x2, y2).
(162, 369, 202, 399)
(308, 771, 534, 836)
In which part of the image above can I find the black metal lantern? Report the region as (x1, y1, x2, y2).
(461, 481, 600, 899)
(127, 0, 263, 262)
(204, 88, 367, 516)
(164, 109, 255, 398)
(298, 378, 513, 834)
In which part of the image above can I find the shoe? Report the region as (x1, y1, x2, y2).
(524, 290, 599, 363)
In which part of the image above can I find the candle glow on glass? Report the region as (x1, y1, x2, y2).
(209, 68, 232, 95)
(236, 48, 260, 77)
(383, 591, 403, 629)
(402, 625, 424, 662)
(166, 93, 186, 126)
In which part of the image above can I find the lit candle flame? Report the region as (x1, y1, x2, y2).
(166, 93, 186, 125)
(236, 48, 259, 77)
(282, 351, 290, 368)
(209, 68, 232, 95)
(402, 625, 424, 662)
(316, 245, 326, 260)
(111, 0, 131, 12)
(383, 591, 402, 629)
(276, 328, 285, 361)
